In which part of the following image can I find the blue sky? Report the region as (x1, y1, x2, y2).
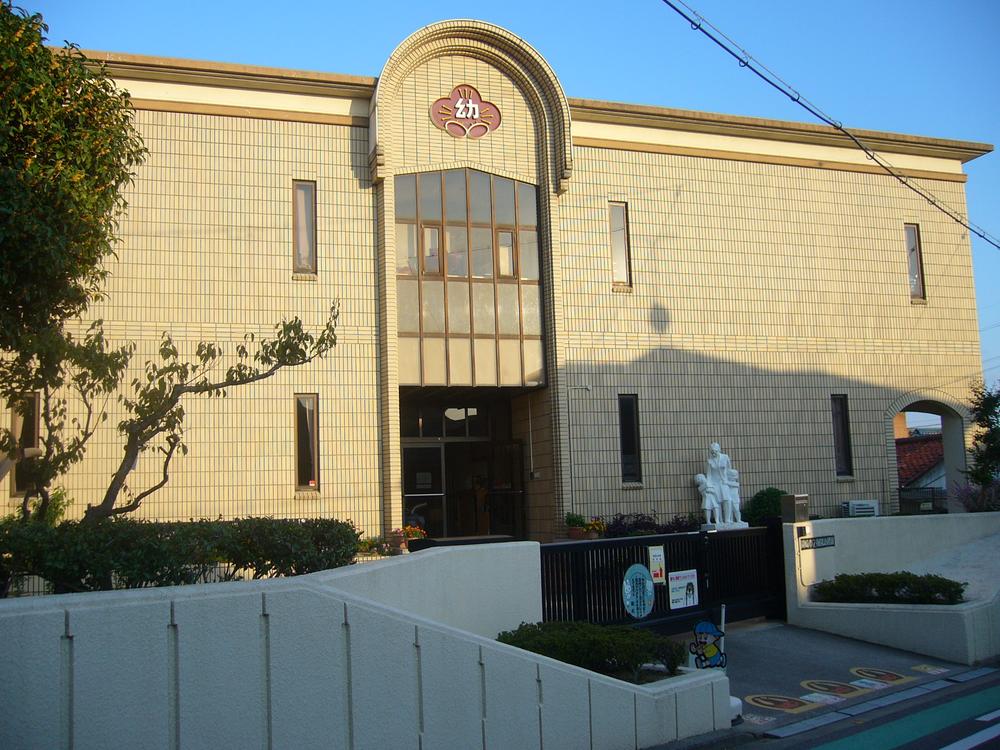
(25, 0, 1000, 398)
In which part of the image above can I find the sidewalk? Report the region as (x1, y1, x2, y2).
(650, 620, 997, 748)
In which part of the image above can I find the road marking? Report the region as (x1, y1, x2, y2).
(913, 664, 951, 675)
(744, 694, 818, 713)
(813, 684, 1000, 750)
(851, 667, 915, 686)
(802, 679, 868, 697)
(937, 723, 1000, 750)
(976, 708, 1000, 722)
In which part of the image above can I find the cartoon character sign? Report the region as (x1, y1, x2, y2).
(689, 620, 727, 668)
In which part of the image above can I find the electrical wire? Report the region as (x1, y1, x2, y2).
(660, 0, 1000, 252)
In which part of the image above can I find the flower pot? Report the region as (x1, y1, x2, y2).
(567, 526, 586, 540)
(586, 530, 600, 540)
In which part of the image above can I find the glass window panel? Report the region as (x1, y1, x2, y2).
(474, 339, 497, 386)
(467, 407, 488, 437)
(396, 223, 418, 275)
(498, 231, 514, 277)
(418, 172, 441, 222)
(521, 285, 541, 335)
(618, 394, 641, 482)
(422, 339, 446, 385)
(423, 226, 440, 274)
(494, 177, 515, 225)
(421, 280, 444, 333)
(447, 281, 470, 334)
(517, 183, 537, 227)
(905, 223, 925, 299)
(295, 394, 319, 488)
(469, 170, 492, 224)
(397, 279, 419, 333)
(610, 202, 631, 285)
(498, 339, 521, 385)
(831, 394, 854, 476)
(448, 339, 472, 385)
(293, 181, 316, 274)
(421, 406, 443, 437)
(398, 339, 421, 385)
(518, 229, 538, 280)
(471, 228, 494, 278)
(497, 283, 520, 335)
(444, 407, 466, 437)
(523, 339, 544, 386)
(395, 174, 417, 220)
(400, 404, 420, 437)
(444, 170, 467, 223)
(446, 226, 468, 277)
(472, 283, 495, 334)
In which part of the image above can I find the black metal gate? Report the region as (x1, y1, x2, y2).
(540, 525, 786, 635)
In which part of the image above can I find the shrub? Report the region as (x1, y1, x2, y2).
(745, 487, 786, 526)
(602, 511, 699, 538)
(564, 512, 586, 528)
(952, 480, 1000, 513)
(0, 516, 360, 596)
(497, 621, 687, 683)
(812, 571, 966, 605)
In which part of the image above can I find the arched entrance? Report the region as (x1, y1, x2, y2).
(887, 394, 969, 513)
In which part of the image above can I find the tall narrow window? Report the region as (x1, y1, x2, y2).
(618, 394, 642, 482)
(293, 181, 317, 274)
(295, 394, 319, 489)
(10, 393, 40, 496)
(609, 202, 632, 286)
(831, 394, 853, 477)
(905, 223, 925, 300)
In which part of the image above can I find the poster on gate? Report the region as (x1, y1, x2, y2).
(668, 569, 699, 609)
(648, 546, 666, 584)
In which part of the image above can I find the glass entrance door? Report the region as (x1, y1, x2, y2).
(402, 445, 445, 536)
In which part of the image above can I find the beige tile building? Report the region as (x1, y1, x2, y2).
(6, 20, 989, 540)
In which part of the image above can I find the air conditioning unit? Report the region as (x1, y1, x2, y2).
(842, 500, 879, 518)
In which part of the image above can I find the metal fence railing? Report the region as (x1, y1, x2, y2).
(540, 526, 783, 634)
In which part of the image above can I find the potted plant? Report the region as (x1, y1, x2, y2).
(584, 517, 606, 539)
(399, 525, 427, 552)
(565, 512, 587, 540)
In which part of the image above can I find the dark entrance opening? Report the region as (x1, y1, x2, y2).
(401, 394, 525, 538)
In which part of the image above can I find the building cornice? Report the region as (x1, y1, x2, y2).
(81, 50, 993, 164)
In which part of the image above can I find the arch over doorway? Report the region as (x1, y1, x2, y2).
(885, 390, 970, 511)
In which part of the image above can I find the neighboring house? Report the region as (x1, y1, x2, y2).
(4, 20, 988, 539)
(896, 433, 946, 489)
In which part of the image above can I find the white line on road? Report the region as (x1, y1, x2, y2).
(937, 722, 1000, 750)
(974, 708, 1000, 722)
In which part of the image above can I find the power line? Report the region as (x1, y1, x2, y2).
(660, 0, 1000, 252)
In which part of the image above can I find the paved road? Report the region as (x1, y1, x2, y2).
(654, 621, 999, 750)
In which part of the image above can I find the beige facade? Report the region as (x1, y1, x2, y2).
(5, 21, 989, 539)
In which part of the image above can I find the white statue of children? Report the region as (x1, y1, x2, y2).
(695, 473, 720, 525)
(725, 468, 742, 523)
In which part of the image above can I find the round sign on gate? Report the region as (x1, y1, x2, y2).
(622, 564, 655, 619)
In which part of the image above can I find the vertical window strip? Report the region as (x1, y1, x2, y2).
(11, 392, 40, 496)
(295, 394, 319, 490)
(618, 394, 642, 483)
(831, 394, 854, 477)
(609, 202, 632, 286)
(292, 181, 317, 274)
(905, 223, 925, 300)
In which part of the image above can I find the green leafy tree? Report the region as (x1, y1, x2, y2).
(0, 3, 146, 344)
(1, 5, 341, 522)
(967, 379, 1000, 509)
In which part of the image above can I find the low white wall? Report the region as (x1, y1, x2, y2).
(0, 544, 730, 750)
(315, 542, 541, 637)
(785, 513, 1000, 665)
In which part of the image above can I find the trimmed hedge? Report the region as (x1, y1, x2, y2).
(745, 487, 786, 526)
(497, 621, 687, 684)
(0, 516, 360, 596)
(812, 571, 967, 605)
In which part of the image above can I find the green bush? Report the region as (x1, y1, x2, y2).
(745, 487, 786, 526)
(0, 516, 360, 596)
(812, 571, 966, 605)
(497, 621, 687, 684)
(564, 512, 586, 528)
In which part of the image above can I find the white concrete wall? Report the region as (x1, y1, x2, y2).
(315, 542, 542, 637)
(0, 544, 730, 750)
(784, 514, 1000, 664)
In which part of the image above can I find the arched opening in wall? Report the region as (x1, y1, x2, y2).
(891, 401, 965, 514)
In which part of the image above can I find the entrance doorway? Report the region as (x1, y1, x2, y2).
(401, 401, 525, 538)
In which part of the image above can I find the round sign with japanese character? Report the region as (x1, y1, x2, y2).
(622, 564, 655, 619)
